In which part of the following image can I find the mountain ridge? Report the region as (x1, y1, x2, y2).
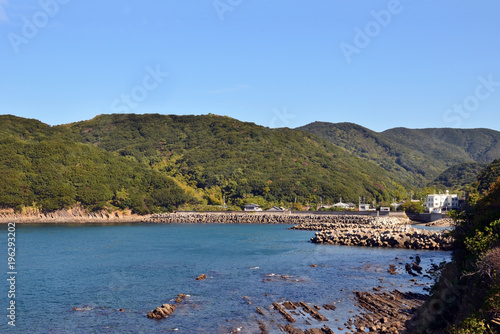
(298, 121, 500, 188)
(2, 113, 499, 212)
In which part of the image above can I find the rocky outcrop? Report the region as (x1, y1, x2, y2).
(147, 293, 187, 320)
(147, 303, 177, 320)
(354, 290, 427, 333)
(0, 206, 145, 223)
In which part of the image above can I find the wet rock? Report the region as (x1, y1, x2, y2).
(299, 301, 328, 321)
(176, 294, 187, 303)
(412, 262, 423, 274)
(280, 323, 304, 334)
(259, 322, 268, 334)
(147, 303, 176, 319)
(353, 289, 427, 332)
(273, 302, 296, 323)
(323, 304, 336, 311)
(387, 264, 397, 275)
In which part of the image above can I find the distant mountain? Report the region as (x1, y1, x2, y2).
(382, 127, 500, 164)
(298, 122, 500, 187)
(58, 114, 407, 206)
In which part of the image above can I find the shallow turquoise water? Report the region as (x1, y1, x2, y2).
(0, 223, 451, 333)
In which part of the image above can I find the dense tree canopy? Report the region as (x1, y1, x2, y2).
(62, 114, 407, 206)
(0, 129, 189, 213)
(1, 114, 499, 213)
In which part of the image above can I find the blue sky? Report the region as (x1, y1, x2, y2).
(1, 0, 499, 132)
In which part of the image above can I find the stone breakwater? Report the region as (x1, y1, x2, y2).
(144, 212, 405, 225)
(291, 218, 453, 250)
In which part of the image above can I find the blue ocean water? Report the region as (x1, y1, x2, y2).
(0, 223, 451, 334)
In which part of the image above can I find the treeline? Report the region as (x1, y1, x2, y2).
(0, 136, 189, 213)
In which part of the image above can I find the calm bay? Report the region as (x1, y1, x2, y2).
(0, 223, 451, 333)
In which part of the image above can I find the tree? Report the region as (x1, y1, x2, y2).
(397, 200, 425, 214)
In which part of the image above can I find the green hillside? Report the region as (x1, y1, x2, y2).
(298, 122, 500, 187)
(0, 115, 189, 213)
(428, 162, 487, 191)
(3, 113, 499, 213)
(477, 159, 500, 194)
(58, 114, 407, 207)
(383, 127, 500, 164)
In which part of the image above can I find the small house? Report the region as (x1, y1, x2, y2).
(243, 204, 262, 212)
(266, 206, 286, 212)
(359, 204, 371, 211)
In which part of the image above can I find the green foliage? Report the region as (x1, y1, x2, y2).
(477, 159, 500, 194)
(449, 314, 492, 334)
(409, 160, 500, 333)
(464, 220, 500, 256)
(397, 200, 425, 214)
(428, 162, 486, 191)
(61, 114, 406, 207)
(0, 125, 190, 213)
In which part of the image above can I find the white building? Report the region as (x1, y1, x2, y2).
(243, 204, 262, 212)
(333, 202, 350, 209)
(424, 190, 459, 213)
(359, 204, 371, 211)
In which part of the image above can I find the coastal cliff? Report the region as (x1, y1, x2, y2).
(0, 207, 145, 223)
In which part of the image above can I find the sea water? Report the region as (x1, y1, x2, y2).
(0, 223, 451, 333)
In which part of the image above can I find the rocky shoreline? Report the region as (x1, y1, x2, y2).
(291, 217, 453, 251)
(0, 207, 145, 223)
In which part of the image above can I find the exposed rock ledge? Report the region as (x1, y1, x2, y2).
(0, 207, 145, 223)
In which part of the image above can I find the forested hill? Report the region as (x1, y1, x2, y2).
(58, 114, 406, 207)
(3, 113, 499, 213)
(0, 115, 188, 213)
(298, 122, 500, 188)
(427, 162, 487, 191)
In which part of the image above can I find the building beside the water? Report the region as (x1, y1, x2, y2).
(424, 190, 459, 213)
(359, 204, 372, 211)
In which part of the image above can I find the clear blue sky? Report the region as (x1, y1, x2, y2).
(1, 0, 499, 132)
